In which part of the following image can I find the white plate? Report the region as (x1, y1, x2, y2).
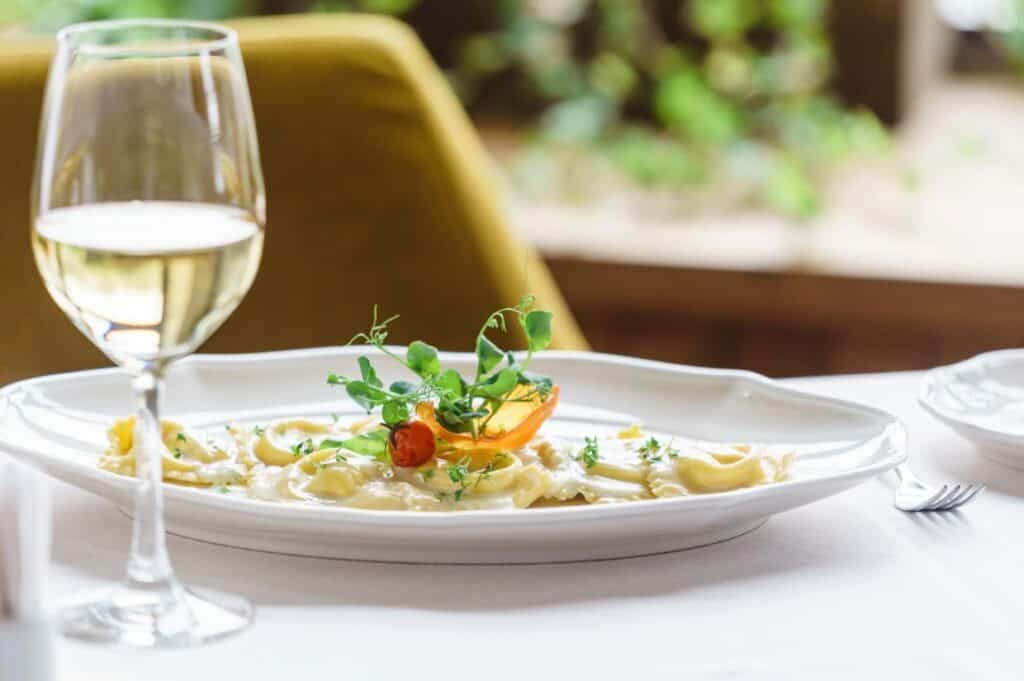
(920, 349, 1024, 469)
(0, 348, 904, 563)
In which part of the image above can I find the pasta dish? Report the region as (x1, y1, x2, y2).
(98, 298, 792, 511)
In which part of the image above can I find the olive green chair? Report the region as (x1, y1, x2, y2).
(0, 14, 587, 385)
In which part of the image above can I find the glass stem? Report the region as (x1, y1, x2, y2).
(126, 368, 176, 586)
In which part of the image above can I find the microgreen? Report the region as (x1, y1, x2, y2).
(326, 296, 554, 438)
(327, 430, 391, 463)
(291, 438, 315, 457)
(447, 457, 470, 485)
(474, 461, 496, 489)
(175, 432, 186, 442)
(173, 448, 183, 460)
(253, 425, 266, 437)
(639, 436, 663, 462)
(447, 456, 473, 502)
(578, 436, 600, 468)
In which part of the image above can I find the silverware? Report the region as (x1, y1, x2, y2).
(893, 463, 985, 512)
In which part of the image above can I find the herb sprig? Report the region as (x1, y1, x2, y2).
(327, 296, 554, 439)
(578, 435, 601, 468)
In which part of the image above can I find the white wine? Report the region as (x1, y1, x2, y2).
(33, 201, 263, 369)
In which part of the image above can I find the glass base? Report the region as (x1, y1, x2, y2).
(59, 579, 252, 649)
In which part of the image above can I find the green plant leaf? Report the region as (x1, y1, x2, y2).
(381, 400, 410, 426)
(407, 341, 441, 377)
(524, 310, 553, 351)
(520, 370, 553, 395)
(479, 367, 520, 397)
(688, 0, 759, 40)
(539, 95, 614, 144)
(340, 430, 390, 462)
(389, 380, 416, 395)
(345, 381, 378, 412)
(476, 335, 504, 376)
(655, 69, 744, 144)
(762, 157, 819, 218)
(358, 356, 383, 388)
(437, 369, 465, 397)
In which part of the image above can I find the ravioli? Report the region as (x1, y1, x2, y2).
(98, 417, 793, 511)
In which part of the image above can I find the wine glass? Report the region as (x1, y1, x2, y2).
(31, 19, 264, 648)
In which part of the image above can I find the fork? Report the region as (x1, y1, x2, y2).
(893, 463, 985, 512)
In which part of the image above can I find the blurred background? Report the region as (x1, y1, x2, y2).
(5, 0, 1024, 377)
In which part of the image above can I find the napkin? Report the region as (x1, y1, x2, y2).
(0, 457, 55, 681)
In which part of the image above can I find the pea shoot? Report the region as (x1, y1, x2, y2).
(326, 296, 554, 439)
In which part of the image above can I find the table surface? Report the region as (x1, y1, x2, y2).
(49, 371, 1021, 680)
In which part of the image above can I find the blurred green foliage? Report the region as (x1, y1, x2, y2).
(8, 0, 888, 218)
(447, 0, 885, 217)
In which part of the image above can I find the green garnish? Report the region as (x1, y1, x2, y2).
(579, 436, 600, 468)
(474, 461, 496, 489)
(326, 296, 554, 438)
(217, 485, 230, 494)
(447, 456, 472, 502)
(335, 453, 347, 463)
(335, 430, 390, 462)
(291, 438, 315, 457)
(422, 468, 435, 481)
(330, 413, 339, 424)
(447, 457, 470, 484)
(175, 432, 186, 442)
(639, 436, 663, 463)
(253, 425, 266, 437)
(173, 448, 183, 459)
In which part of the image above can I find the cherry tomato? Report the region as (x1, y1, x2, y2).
(388, 421, 436, 467)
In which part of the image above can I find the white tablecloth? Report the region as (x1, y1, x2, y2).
(48, 372, 1021, 680)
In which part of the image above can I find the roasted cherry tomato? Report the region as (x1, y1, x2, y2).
(388, 421, 436, 467)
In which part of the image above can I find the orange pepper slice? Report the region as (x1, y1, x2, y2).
(416, 385, 559, 451)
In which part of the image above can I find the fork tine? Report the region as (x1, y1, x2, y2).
(933, 484, 968, 511)
(910, 484, 950, 512)
(951, 484, 985, 509)
(924, 484, 961, 511)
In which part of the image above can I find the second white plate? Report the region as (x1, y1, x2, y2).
(0, 348, 904, 563)
(920, 349, 1024, 469)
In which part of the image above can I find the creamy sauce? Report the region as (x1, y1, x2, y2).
(98, 416, 793, 511)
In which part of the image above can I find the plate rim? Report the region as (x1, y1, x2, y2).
(918, 348, 1024, 445)
(0, 347, 907, 526)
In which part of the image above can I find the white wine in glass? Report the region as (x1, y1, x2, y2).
(31, 20, 265, 648)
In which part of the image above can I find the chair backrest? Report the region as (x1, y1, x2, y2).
(0, 14, 587, 385)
